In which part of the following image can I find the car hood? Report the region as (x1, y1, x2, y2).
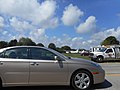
(91, 52, 103, 54)
(68, 57, 94, 65)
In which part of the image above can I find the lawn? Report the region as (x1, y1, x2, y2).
(63, 53, 90, 60)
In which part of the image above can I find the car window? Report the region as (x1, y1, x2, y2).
(4, 48, 28, 59)
(30, 48, 57, 60)
(106, 49, 113, 53)
(0, 52, 4, 58)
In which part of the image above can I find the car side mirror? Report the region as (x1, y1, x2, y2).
(54, 56, 61, 61)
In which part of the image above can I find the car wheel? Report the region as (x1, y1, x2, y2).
(0, 78, 2, 88)
(96, 56, 103, 63)
(71, 70, 93, 90)
(91, 58, 95, 62)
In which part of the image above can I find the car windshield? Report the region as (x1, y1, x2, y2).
(49, 48, 69, 59)
(99, 48, 106, 52)
(91, 47, 106, 52)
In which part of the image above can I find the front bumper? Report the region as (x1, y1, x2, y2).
(93, 68, 105, 84)
(89, 54, 97, 61)
(91, 57, 97, 61)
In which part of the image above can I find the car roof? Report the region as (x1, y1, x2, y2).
(0, 46, 48, 52)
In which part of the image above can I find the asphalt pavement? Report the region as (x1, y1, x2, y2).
(97, 63, 120, 90)
(3, 63, 120, 90)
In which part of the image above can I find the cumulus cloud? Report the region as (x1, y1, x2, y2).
(1, 0, 120, 50)
(76, 16, 96, 33)
(0, 0, 59, 43)
(0, 16, 6, 40)
(40, 17, 59, 29)
(29, 32, 84, 49)
(48, 27, 120, 49)
(30, 28, 45, 37)
(79, 27, 120, 49)
(9, 17, 35, 32)
(0, 0, 58, 28)
(117, 13, 120, 17)
(61, 4, 84, 26)
(47, 34, 83, 49)
(0, 16, 4, 28)
(29, 28, 47, 43)
(92, 27, 120, 41)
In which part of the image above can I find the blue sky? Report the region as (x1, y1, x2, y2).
(0, 0, 120, 49)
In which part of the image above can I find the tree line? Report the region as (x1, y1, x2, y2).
(0, 36, 119, 52)
(0, 37, 73, 53)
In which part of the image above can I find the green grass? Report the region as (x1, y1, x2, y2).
(63, 53, 90, 60)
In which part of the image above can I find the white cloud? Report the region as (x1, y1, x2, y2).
(9, 17, 34, 32)
(0, 16, 4, 28)
(117, 13, 120, 17)
(30, 28, 45, 37)
(0, 0, 58, 28)
(72, 37, 83, 41)
(47, 34, 84, 49)
(92, 27, 120, 41)
(46, 27, 120, 49)
(29, 32, 84, 49)
(0, 0, 39, 18)
(1, 0, 120, 50)
(40, 17, 59, 29)
(61, 4, 84, 26)
(77, 16, 96, 33)
(79, 27, 120, 49)
(3, 31, 8, 35)
(29, 28, 47, 43)
(0, 16, 5, 40)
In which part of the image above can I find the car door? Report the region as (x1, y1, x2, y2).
(0, 47, 29, 86)
(114, 47, 120, 58)
(104, 48, 115, 59)
(29, 47, 68, 85)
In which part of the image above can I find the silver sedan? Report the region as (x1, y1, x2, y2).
(0, 46, 105, 90)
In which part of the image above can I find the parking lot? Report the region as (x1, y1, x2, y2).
(3, 63, 120, 90)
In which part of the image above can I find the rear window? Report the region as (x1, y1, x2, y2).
(3, 48, 28, 59)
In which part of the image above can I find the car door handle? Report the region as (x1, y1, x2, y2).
(0, 62, 3, 65)
(30, 62, 39, 66)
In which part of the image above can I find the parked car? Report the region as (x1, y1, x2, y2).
(80, 50, 90, 56)
(0, 46, 105, 90)
(90, 46, 120, 62)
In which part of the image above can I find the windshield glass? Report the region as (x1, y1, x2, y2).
(100, 48, 106, 52)
(48, 48, 69, 59)
(92, 47, 106, 52)
(98, 47, 106, 52)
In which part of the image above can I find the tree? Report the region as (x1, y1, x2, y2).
(0, 41, 8, 48)
(37, 43, 44, 47)
(101, 36, 119, 45)
(48, 43, 56, 50)
(18, 37, 36, 46)
(61, 46, 71, 51)
(56, 47, 66, 53)
(79, 48, 86, 51)
(8, 39, 17, 46)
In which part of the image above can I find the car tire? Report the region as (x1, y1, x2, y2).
(0, 78, 2, 89)
(71, 70, 93, 90)
(96, 56, 103, 63)
(91, 58, 95, 62)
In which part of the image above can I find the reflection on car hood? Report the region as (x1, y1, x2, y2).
(68, 57, 94, 64)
